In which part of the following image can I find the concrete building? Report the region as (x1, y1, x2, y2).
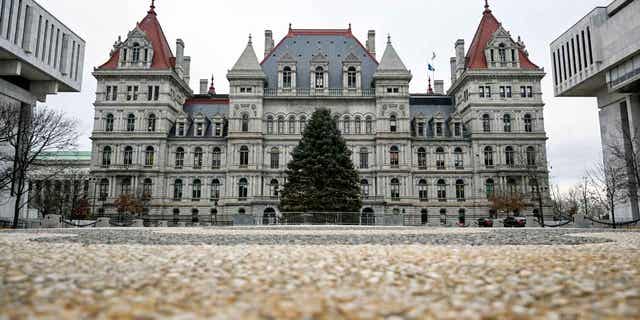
(551, 0, 640, 221)
(90, 2, 551, 225)
(0, 0, 85, 222)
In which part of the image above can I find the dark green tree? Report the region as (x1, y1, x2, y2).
(280, 108, 362, 216)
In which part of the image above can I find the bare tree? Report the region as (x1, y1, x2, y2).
(0, 104, 79, 228)
(588, 161, 628, 228)
(30, 170, 90, 220)
(604, 122, 640, 218)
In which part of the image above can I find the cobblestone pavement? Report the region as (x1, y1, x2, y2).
(1, 227, 639, 319)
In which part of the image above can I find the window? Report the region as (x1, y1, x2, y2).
(389, 115, 397, 133)
(454, 148, 464, 169)
(270, 179, 279, 198)
(360, 148, 369, 169)
(126, 86, 139, 101)
(132, 43, 140, 62)
(437, 180, 447, 202)
(277, 116, 285, 135)
(498, 44, 506, 62)
(123, 146, 133, 166)
(288, 116, 296, 134)
(127, 114, 136, 132)
(210, 180, 221, 200)
(315, 67, 325, 89)
(283, 66, 292, 88)
(527, 146, 536, 166)
(365, 116, 373, 134)
(418, 180, 428, 201)
(147, 85, 159, 101)
(144, 146, 155, 167)
(482, 114, 491, 132)
(484, 147, 494, 167)
(486, 179, 495, 199)
(102, 146, 112, 167)
(98, 179, 109, 201)
(503, 114, 512, 133)
(239, 146, 249, 167)
(500, 86, 506, 98)
(390, 146, 400, 168)
(215, 121, 223, 137)
(456, 180, 465, 201)
(241, 114, 249, 132)
(417, 121, 425, 137)
(526, 86, 533, 98)
(121, 178, 132, 195)
(105, 114, 114, 132)
(195, 122, 204, 136)
(361, 180, 370, 199)
(454, 123, 462, 137)
(300, 116, 307, 133)
(239, 87, 253, 93)
(270, 148, 280, 169)
(194, 147, 203, 169)
(390, 178, 400, 201)
(479, 86, 485, 98)
(192, 179, 202, 201)
(343, 116, 351, 134)
(147, 114, 156, 132)
(479, 86, 491, 98)
(106, 86, 118, 101)
(174, 180, 183, 201)
(417, 148, 427, 169)
(529, 179, 539, 196)
(524, 114, 533, 133)
(143, 179, 153, 199)
(238, 178, 248, 200)
(436, 147, 445, 170)
(347, 66, 357, 89)
(505, 146, 515, 167)
(266, 116, 274, 134)
(507, 178, 517, 195)
(175, 148, 185, 169)
(520, 86, 527, 98)
(354, 117, 362, 134)
(177, 122, 185, 136)
(212, 148, 221, 169)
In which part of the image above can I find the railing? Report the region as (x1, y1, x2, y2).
(609, 65, 640, 89)
(264, 88, 375, 97)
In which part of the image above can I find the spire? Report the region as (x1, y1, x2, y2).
(208, 75, 216, 95)
(484, 0, 491, 13)
(148, 0, 156, 15)
(428, 77, 433, 95)
(228, 34, 266, 79)
(376, 35, 408, 72)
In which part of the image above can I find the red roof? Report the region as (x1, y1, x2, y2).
(465, 6, 538, 70)
(98, 5, 175, 70)
(184, 97, 230, 105)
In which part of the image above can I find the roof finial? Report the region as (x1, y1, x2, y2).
(348, 23, 352, 31)
(387, 34, 391, 45)
(289, 23, 292, 31)
(428, 77, 433, 95)
(208, 75, 216, 95)
(148, 0, 156, 14)
(484, 0, 491, 13)
(248, 34, 252, 46)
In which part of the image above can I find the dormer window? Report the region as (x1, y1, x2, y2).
(283, 67, 292, 89)
(347, 67, 357, 89)
(498, 43, 506, 63)
(196, 122, 204, 136)
(177, 121, 186, 136)
(119, 27, 154, 69)
(435, 122, 444, 137)
(132, 43, 141, 63)
(315, 67, 325, 89)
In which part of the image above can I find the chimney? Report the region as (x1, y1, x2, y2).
(366, 30, 376, 57)
(199, 79, 208, 95)
(450, 57, 457, 84)
(264, 30, 274, 58)
(183, 56, 191, 86)
(176, 39, 185, 66)
(434, 80, 444, 95)
(455, 39, 465, 79)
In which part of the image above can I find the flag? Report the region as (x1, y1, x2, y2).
(428, 64, 435, 72)
(432, 52, 437, 61)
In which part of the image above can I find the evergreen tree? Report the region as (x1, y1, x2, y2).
(280, 108, 362, 215)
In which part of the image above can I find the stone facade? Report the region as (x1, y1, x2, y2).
(89, 2, 551, 225)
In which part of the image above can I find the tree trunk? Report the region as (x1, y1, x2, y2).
(11, 103, 32, 229)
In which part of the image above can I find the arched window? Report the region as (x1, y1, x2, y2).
(270, 147, 280, 169)
(270, 179, 279, 198)
(98, 179, 109, 201)
(418, 179, 428, 201)
(212, 148, 221, 169)
(365, 116, 373, 134)
(105, 114, 114, 132)
(343, 116, 351, 134)
(484, 147, 494, 167)
(529, 178, 539, 195)
(389, 114, 397, 133)
(143, 178, 153, 199)
(507, 178, 517, 195)
(437, 179, 447, 202)
(354, 116, 362, 134)
(390, 146, 400, 168)
(147, 114, 156, 132)
(436, 147, 445, 170)
(527, 146, 537, 166)
(503, 114, 512, 133)
(144, 146, 155, 167)
(417, 148, 427, 169)
(505, 146, 515, 167)
(283, 66, 292, 88)
(238, 178, 248, 200)
(359, 148, 369, 169)
(277, 116, 285, 134)
(482, 114, 491, 132)
(102, 146, 112, 167)
(239, 146, 249, 168)
(455, 179, 465, 201)
(361, 179, 370, 199)
(175, 147, 185, 169)
(241, 114, 249, 132)
(132, 43, 141, 63)
(299, 116, 307, 133)
(288, 116, 296, 134)
(194, 147, 203, 169)
(192, 179, 202, 201)
(454, 147, 464, 169)
(127, 114, 136, 132)
(498, 43, 507, 62)
(210, 179, 221, 200)
(347, 66, 357, 89)
(485, 179, 495, 198)
(315, 66, 325, 89)
(173, 179, 183, 201)
(120, 178, 132, 195)
(266, 116, 274, 134)
(524, 114, 533, 133)
(390, 178, 400, 201)
(123, 146, 133, 166)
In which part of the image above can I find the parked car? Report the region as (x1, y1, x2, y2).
(503, 216, 526, 228)
(478, 218, 494, 228)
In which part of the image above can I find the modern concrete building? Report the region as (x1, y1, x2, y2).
(90, 2, 552, 225)
(551, 0, 640, 221)
(0, 0, 85, 222)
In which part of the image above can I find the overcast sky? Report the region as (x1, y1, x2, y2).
(39, 0, 606, 192)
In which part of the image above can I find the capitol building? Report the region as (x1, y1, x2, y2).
(90, 1, 551, 225)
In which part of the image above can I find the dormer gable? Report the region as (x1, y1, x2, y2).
(484, 26, 521, 69)
(119, 27, 154, 69)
